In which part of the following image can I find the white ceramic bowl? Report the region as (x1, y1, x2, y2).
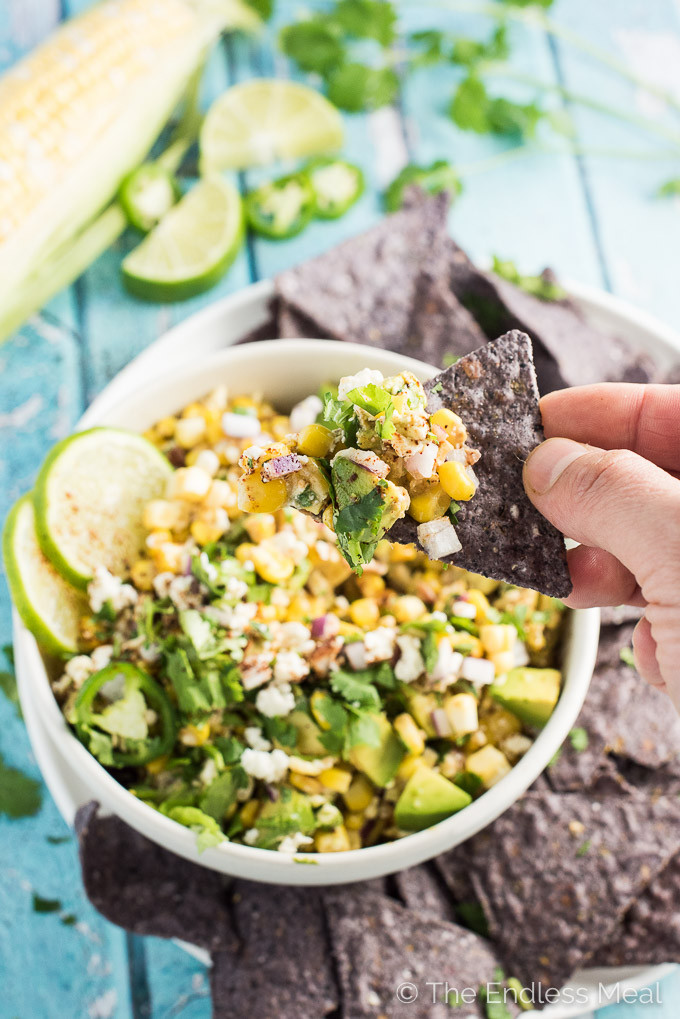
(16, 338, 600, 885)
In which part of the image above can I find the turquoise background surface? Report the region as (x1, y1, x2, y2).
(1, 0, 679, 1014)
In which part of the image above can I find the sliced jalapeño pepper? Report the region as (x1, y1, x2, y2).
(245, 172, 316, 239)
(304, 157, 364, 219)
(74, 662, 176, 767)
(119, 163, 181, 233)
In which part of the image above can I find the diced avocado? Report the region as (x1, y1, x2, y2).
(289, 708, 328, 757)
(348, 713, 405, 787)
(489, 667, 561, 728)
(332, 454, 379, 504)
(402, 690, 437, 738)
(394, 766, 472, 832)
(254, 789, 315, 849)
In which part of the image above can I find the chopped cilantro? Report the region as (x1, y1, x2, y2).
(384, 160, 461, 212)
(333, 0, 397, 45)
(499, 603, 528, 641)
(422, 631, 439, 675)
(32, 893, 62, 914)
(576, 839, 591, 857)
(0, 668, 21, 719)
(279, 19, 346, 75)
(61, 914, 77, 927)
(346, 711, 381, 749)
(296, 485, 316, 508)
(569, 727, 589, 752)
(0, 752, 42, 819)
(657, 177, 680, 198)
(330, 669, 381, 710)
(200, 767, 248, 822)
(345, 382, 391, 416)
(335, 486, 387, 570)
(456, 900, 489, 937)
(162, 805, 226, 852)
(46, 834, 71, 845)
(492, 255, 567, 301)
(327, 63, 399, 112)
(548, 745, 563, 768)
(431, 382, 443, 393)
(262, 716, 298, 748)
(453, 770, 483, 796)
(620, 646, 636, 668)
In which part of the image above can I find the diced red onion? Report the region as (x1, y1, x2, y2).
(405, 443, 438, 481)
(261, 454, 304, 481)
(263, 783, 279, 801)
(311, 614, 340, 640)
(417, 518, 462, 560)
(344, 641, 368, 671)
(431, 707, 453, 737)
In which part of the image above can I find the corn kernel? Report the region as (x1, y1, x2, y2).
(490, 651, 515, 676)
(343, 774, 374, 813)
(205, 479, 237, 510)
(315, 826, 351, 853)
(182, 402, 205, 419)
(397, 753, 425, 781)
(480, 624, 516, 655)
(238, 472, 288, 514)
(239, 799, 260, 828)
(408, 484, 451, 523)
(444, 693, 479, 737)
(465, 589, 493, 623)
(130, 559, 156, 591)
(151, 542, 185, 573)
(349, 597, 380, 628)
(270, 415, 291, 440)
(146, 754, 169, 775)
(143, 499, 185, 532)
(204, 385, 228, 413)
(392, 595, 427, 624)
(146, 529, 172, 550)
(357, 573, 385, 598)
(347, 829, 362, 850)
(168, 466, 212, 502)
(394, 713, 425, 755)
(430, 408, 466, 444)
(194, 449, 220, 477)
(385, 542, 418, 562)
(206, 420, 224, 444)
(421, 747, 438, 768)
(179, 722, 210, 746)
(251, 544, 295, 584)
(322, 505, 335, 531)
(466, 729, 488, 753)
(297, 423, 334, 457)
(290, 773, 325, 795)
(438, 461, 476, 501)
(236, 543, 257, 565)
(465, 745, 512, 789)
(244, 514, 277, 543)
(320, 766, 353, 794)
(191, 511, 228, 546)
(155, 416, 176, 439)
(175, 416, 207, 449)
(344, 811, 365, 830)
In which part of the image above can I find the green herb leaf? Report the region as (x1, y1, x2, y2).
(332, 0, 397, 45)
(656, 178, 680, 198)
(345, 382, 392, 416)
(32, 893, 62, 914)
(327, 63, 399, 112)
(330, 669, 381, 709)
(619, 646, 636, 667)
(279, 19, 346, 75)
(384, 160, 461, 212)
(569, 727, 589, 752)
(346, 711, 381, 748)
(335, 485, 387, 569)
(163, 805, 226, 852)
(453, 770, 483, 796)
(492, 255, 567, 301)
(408, 29, 446, 68)
(456, 900, 489, 937)
(0, 752, 42, 819)
(576, 839, 591, 857)
(450, 76, 491, 133)
(0, 670, 21, 719)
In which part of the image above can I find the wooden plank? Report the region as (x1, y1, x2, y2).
(144, 939, 211, 1018)
(550, 0, 680, 330)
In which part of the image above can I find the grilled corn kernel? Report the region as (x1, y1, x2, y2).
(479, 706, 521, 744)
(146, 754, 169, 775)
(315, 826, 351, 853)
(205, 479, 237, 510)
(130, 559, 156, 591)
(179, 722, 210, 747)
(238, 473, 288, 514)
(235, 542, 257, 565)
(356, 573, 385, 598)
(347, 829, 362, 850)
(490, 650, 515, 675)
(290, 773, 325, 796)
(465, 745, 512, 789)
(182, 402, 205, 419)
(466, 729, 488, 753)
(343, 774, 374, 813)
(465, 589, 493, 623)
(349, 598, 380, 628)
(392, 595, 427, 623)
(394, 713, 425, 755)
(344, 811, 365, 831)
(175, 415, 207, 449)
(422, 747, 439, 768)
(385, 541, 418, 562)
(397, 753, 425, 781)
(156, 416, 176, 439)
(430, 407, 466, 444)
(146, 529, 172, 550)
(322, 505, 335, 531)
(168, 466, 212, 503)
(297, 423, 334, 457)
(438, 461, 476, 501)
(143, 499, 185, 531)
(204, 386, 228, 413)
(239, 799, 260, 828)
(444, 693, 479, 738)
(193, 449, 220, 477)
(408, 484, 451, 523)
(450, 633, 484, 657)
(244, 514, 277, 543)
(320, 766, 353, 794)
(480, 624, 516, 655)
(251, 545, 295, 584)
(191, 514, 227, 546)
(151, 542, 185, 573)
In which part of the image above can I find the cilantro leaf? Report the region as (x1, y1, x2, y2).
(384, 160, 461, 212)
(0, 669, 21, 719)
(456, 900, 489, 937)
(330, 668, 381, 710)
(569, 727, 589, 752)
(0, 752, 42, 819)
(576, 839, 591, 857)
(335, 484, 387, 570)
(279, 20, 346, 75)
(200, 767, 248, 822)
(450, 76, 491, 133)
(262, 715, 298, 748)
(492, 256, 567, 301)
(451, 76, 544, 138)
(620, 646, 636, 668)
(163, 806, 226, 853)
(656, 178, 680, 198)
(332, 0, 397, 45)
(451, 25, 509, 68)
(32, 893, 62, 914)
(327, 63, 399, 112)
(408, 29, 446, 68)
(346, 711, 381, 748)
(453, 770, 483, 796)
(487, 96, 543, 137)
(345, 382, 391, 416)
(422, 631, 439, 675)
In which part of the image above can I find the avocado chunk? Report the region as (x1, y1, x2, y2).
(289, 708, 328, 757)
(348, 713, 405, 787)
(254, 788, 316, 849)
(331, 455, 407, 569)
(489, 667, 561, 728)
(402, 690, 437, 738)
(394, 766, 472, 832)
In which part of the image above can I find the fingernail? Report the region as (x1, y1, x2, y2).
(524, 437, 589, 496)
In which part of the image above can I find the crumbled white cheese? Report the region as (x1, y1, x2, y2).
(206, 601, 258, 633)
(240, 652, 274, 690)
(289, 395, 323, 432)
(429, 640, 464, 684)
(274, 650, 310, 684)
(277, 621, 313, 652)
(460, 656, 495, 689)
(64, 655, 95, 688)
(364, 626, 396, 664)
(224, 576, 249, 602)
(243, 828, 259, 846)
(513, 641, 530, 667)
(88, 566, 138, 614)
(256, 682, 296, 718)
(243, 444, 265, 460)
(152, 572, 174, 599)
(451, 600, 477, 620)
(287, 754, 335, 776)
(244, 726, 272, 751)
(338, 368, 384, 400)
(394, 635, 425, 683)
(416, 518, 462, 560)
(90, 644, 114, 672)
(278, 831, 314, 854)
(222, 412, 261, 438)
(241, 748, 289, 783)
(199, 758, 218, 786)
(271, 529, 308, 564)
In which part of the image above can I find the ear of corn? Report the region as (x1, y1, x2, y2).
(0, 0, 259, 336)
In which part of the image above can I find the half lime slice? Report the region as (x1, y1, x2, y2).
(33, 428, 173, 589)
(122, 176, 244, 302)
(3, 495, 87, 655)
(200, 80, 344, 172)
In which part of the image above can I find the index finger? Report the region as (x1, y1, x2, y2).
(539, 383, 680, 472)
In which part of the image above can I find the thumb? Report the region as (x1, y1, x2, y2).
(523, 437, 680, 598)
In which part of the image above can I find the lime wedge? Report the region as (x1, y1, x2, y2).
(3, 496, 87, 655)
(122, 176, 244, 302)
(34, 428, 173, 589)
(200, 80, 344, 172)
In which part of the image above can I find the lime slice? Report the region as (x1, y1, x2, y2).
(122, 176, 244, 302)
(34, 428, 173, 589)
(200, 80, 344, 172)
(3, 495, 87, 655)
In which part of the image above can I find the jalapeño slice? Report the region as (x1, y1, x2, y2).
(245, 172, 316, 239)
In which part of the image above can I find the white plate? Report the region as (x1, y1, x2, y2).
(15, 278, 680, 1015)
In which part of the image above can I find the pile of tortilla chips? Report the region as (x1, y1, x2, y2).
(75, 195, 680, 1016)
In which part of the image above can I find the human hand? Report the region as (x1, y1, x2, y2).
(523, 383, 680, 709)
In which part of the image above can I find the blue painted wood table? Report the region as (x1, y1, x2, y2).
(1, 1, 680, 1015)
